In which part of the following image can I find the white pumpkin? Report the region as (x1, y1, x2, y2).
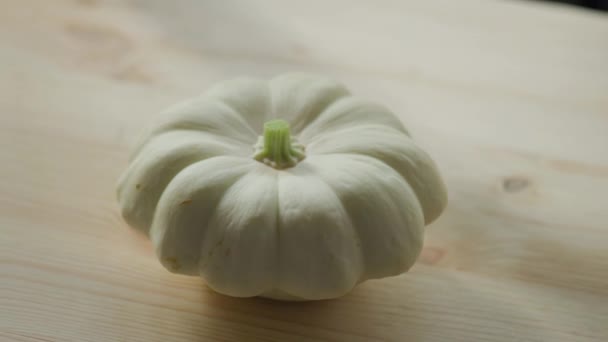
(117, 73, 447, 301)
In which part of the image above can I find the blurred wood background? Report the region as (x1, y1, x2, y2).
(1, 0, 607, 341)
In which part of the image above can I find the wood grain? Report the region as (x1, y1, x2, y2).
(1, 0, 607, 341)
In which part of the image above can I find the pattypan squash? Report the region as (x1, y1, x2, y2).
(117, 73, 447, 301)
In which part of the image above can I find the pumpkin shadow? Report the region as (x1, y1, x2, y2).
(186, 267, 550, 341)
(193, 287, 361, 341)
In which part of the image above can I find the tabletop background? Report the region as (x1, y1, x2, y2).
(2, 0, 608, 341)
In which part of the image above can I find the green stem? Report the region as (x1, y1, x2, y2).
(253, 120, 305, 169)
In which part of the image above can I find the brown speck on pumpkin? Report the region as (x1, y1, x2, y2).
(180, 199, 193, 205)
(502, 176, 530, 193)
(135, 183, 142, 190)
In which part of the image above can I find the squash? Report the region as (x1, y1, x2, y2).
(117, 73, 447, 301)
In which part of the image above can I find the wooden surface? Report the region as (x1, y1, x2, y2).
(2, 0, 608, 341)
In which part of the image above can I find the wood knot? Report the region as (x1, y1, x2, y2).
(502, 177, 530, 193)
(64, 22, 133, 69)
(290, 43, 310, 57)
(418, 246, 445, 265)
(111, 64, 155, 84)
(75, 0, 100, 7)
(65, 22, 131, 50)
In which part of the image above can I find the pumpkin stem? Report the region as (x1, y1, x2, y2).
(253, 119, 305, 169)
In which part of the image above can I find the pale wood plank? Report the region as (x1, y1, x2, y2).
(1, 0, 607, 341)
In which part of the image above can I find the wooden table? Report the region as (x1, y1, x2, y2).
(2, 0, 607, 341)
